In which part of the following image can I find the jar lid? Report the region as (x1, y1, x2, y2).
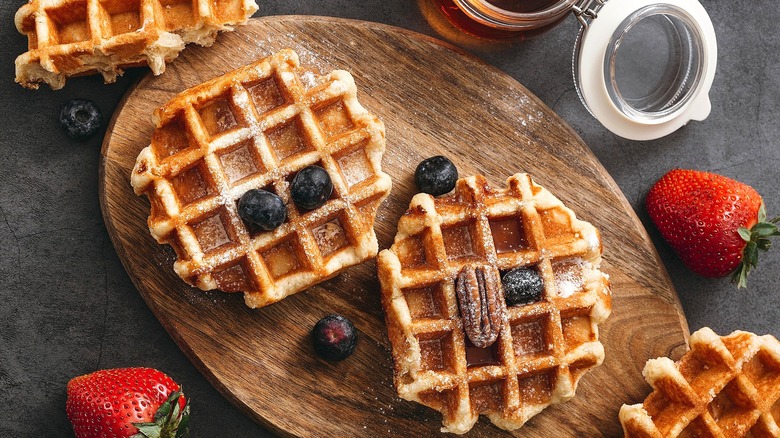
(573, 0, 717, 140)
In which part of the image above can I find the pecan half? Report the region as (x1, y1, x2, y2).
(455, 264, 506, 348)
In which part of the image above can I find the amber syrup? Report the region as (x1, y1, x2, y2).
(431, 0, 566, 40)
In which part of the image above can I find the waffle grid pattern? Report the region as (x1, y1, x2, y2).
(15, 0, 258, 89)
(132, 49, 391, 308)
(620, 327, 780, 438)
(378, 174, 611, 433)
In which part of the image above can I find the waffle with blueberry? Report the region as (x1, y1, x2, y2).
(620, 327, 780, 438)
(14, 0, 258, 89)
(377, 173, 611, 433)
(131, 49, 392, 309)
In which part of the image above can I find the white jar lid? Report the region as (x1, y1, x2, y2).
(573, 0, 717, 140)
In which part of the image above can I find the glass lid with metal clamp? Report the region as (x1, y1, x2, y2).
(573, 0, 717, 140)
(427, 0, 718, 141)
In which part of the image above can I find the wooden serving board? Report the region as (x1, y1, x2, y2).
(100, 16, 689, 437)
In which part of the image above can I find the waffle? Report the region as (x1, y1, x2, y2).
(14, 0, 258, 89)
(377, 173, 611, 434)
(131, 48, 392, 309)
(620, 327, 780, 438)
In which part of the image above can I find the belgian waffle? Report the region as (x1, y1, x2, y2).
(14, 0, 258, 89)
(377, 173, 611, 433)
(620, 327, 780, 438)
(131, 49, 392, 309)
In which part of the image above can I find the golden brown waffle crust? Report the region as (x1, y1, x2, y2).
(131, 48, 392, 308)
(378, 173, 611, 434)
(620, 327, 780, 438)
(15, 0, 258, 89)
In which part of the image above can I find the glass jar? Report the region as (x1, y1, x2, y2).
(433, 0, 719, 141)
(432, 0, 577, 39)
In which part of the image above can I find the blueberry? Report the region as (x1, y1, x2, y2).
(60, 99, 102, 140)
(291, 165, 333, 210)
(503, 267, 544, 306)
(415, 156, 458, 196)
(312, 314, 357, 361)
(238, 189, 287, 231)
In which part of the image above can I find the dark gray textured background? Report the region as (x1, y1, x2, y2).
(1, 1, 778, 436)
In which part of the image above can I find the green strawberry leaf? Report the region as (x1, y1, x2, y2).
(133, 389, 189, 438)
(732, 207, 780, 289)
(753, 223, 779, 236)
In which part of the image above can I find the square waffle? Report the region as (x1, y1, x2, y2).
(131, 48, 392, 308)
(377, 173, 611, 433)
(620, 327, 780, 437)
(14, 0, 258, 89)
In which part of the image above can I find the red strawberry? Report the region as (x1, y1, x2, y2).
(646, 169, 779, 287)
(66, 367, 189, 438)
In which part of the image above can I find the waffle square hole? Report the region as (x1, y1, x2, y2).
(100, 0, 142, 36)
(568, 356, 600, 382)
(19, 12, 38, 49)
(645, 390, 697, 436)
(334, 141, 375, 189)
(216, 139, 265, 186)
(158, 0, 196, 30)
(403, 283, 446, 320)
(742, 350, 780, 398)
(707, 379, 758, 431)
(518, 368, 555, 406)
(489, 215, 530, 254)
(198, 94, 242, 139)
(466, 338, 501, 368)
(210, 0, 246, 22)
(46, 1, 90, 44)
(311, 216, 351, 258)
(396, 235, 428, 270)
(442, 221, 480, 262)
(560, 308, 595, 353)
(418, 389, 457, 414)
(538, 207, 577, 245)
(171, 162, 216, 206)
(678, 346, 732, 396)
(315, 99, 355, 139)
(261, 237, 308, 279)
(416, 332, 456, 373)
(213, 258, 255, 293)
(191, 209, 237, 254)
(265, 117, 315, 163)
(469, 380, 505, 413)
(679, 416, 715, 437)
(552, 258, 586, 298)
(510, 315, 553, 360)
(245, 77, 287, 115)
(152, 113, 196, 159)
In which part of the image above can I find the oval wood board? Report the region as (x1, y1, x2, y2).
(100, 16, 689, 437)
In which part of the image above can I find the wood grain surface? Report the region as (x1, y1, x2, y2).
(100, 16, 689, 437)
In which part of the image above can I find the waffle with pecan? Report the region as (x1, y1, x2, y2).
(377, 173, 611, 433)
(132, 49, 392, 308)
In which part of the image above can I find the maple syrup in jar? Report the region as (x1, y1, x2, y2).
(432, 0, 576, 39)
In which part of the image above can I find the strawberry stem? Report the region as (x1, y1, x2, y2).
(131, 389, 189, 438)
(732, 204, 780, 288)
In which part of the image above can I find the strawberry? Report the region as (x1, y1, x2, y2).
(646, 169, 780, 288)
(66, 367, 189, 438)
